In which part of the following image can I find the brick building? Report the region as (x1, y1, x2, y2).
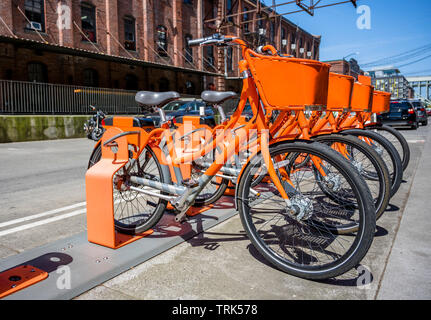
(0, 0, 320, 95)
(324, 58, 364, 80)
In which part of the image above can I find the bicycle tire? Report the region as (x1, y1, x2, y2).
(365, 124, 410, 171)
(88, 143, 168, 235)
(341, 129, 403, 197)
(236, 141, 376, 280)
(313, 134, 391, 221)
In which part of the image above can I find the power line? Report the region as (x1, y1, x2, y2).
(403, 69, 431, 76)
(362, 42, 431, 67)
(397, 53, 431, 68)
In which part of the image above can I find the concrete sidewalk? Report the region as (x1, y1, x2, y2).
(376, 127, 431, 299)
(74, 127, 430, 300)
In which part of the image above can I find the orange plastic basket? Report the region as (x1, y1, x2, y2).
(247, 54, 330, 110)
(327, 73, 354, 111)
(372, 91, 391, 114)
(351, 82, 374, 112)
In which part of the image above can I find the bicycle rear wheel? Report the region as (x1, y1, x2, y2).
(88, 143, 168, 234)
(342, 129, 403, 197)
(236, 141, 376, 280)
(313, 134, 391, 221)
(366, 124, 410, 171)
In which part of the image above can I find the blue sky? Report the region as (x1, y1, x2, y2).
(269, 0, 431, 76)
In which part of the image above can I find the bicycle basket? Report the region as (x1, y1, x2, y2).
(351, 82, 373, 112)
(247, 54, 330, 110)
(327, 73, 354, 111)
(372, 91, 391, 114)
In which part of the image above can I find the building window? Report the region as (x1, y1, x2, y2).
(299, 37, 304, 57)
(124, 17, 136, 51)
(205, 46, 214, 68)
(243, 7, 249, 32)
(270, 22, 275, 44)
(125, 74, 138, 90)
(83, 68, 99, 87)
(28, 62, 47, 83)
(25, 0, 45, 32)
(227, 47, 233, 72)
(227, 0, 233, 22)
(81, 3, 97, 42)
(185, 34, 193, 63)
(290, 33, 296, 56)
(185, 81, 195, 95)
(281, 28, 287, 52)
(159, 77, 170, 91)
(156, 25, 168, 57)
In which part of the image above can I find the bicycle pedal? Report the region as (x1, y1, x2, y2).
(182, 179, 199, 188)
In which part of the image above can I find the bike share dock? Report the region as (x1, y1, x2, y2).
(0, 199, 237, 299)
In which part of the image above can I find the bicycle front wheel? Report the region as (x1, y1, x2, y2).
(236, 141, 376, 280)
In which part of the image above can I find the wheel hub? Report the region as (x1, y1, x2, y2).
(289, 195, 313, 221)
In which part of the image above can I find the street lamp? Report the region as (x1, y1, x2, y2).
(343, 52, 359, 61)
(342, 52, 359, 76)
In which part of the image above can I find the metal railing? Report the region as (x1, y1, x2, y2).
(0, 80, 142, 115)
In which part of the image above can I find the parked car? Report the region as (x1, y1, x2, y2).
(137, 99, 215, 127)
(227, 103, 254, 121)
(426, 107, 431, 117)
(409, 100, 428, 125)
(377, 100, 419, 129)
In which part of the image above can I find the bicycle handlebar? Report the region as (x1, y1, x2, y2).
(188, 33, 235, 47)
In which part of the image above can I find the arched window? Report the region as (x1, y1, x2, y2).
(185, 34, 193, 63)
(81, 3, 97, 42)
(156, 25, 168, 57)
(83, 68, 99, 87)
(125, 74, 138, 90)
(158, 77, 169, 91)
(28, 62, 47, 83)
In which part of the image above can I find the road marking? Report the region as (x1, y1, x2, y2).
(0, 202, 87, 229)
(0, 208, 86, 237)
(406, 140, 426, 143)
(0, 195, 150, 237)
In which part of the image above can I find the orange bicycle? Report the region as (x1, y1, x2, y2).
(87, 34, 376, 279)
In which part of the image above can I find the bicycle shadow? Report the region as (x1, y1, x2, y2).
(147, 196, 239, 244)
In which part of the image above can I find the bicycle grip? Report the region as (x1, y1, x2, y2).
(188, 36, 213, 47)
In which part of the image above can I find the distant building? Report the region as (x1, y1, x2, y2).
(365, 67, 414, 100)
(323, 58, 364, 80)
(406, 76, 431, 101)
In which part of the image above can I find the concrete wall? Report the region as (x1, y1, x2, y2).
(0, 115, 88, 143)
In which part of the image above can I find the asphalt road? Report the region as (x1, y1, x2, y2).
(0, 138, 95, 258)
(0, 125, 429, 299)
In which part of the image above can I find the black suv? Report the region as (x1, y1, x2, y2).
(378, 100, 419, 129)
